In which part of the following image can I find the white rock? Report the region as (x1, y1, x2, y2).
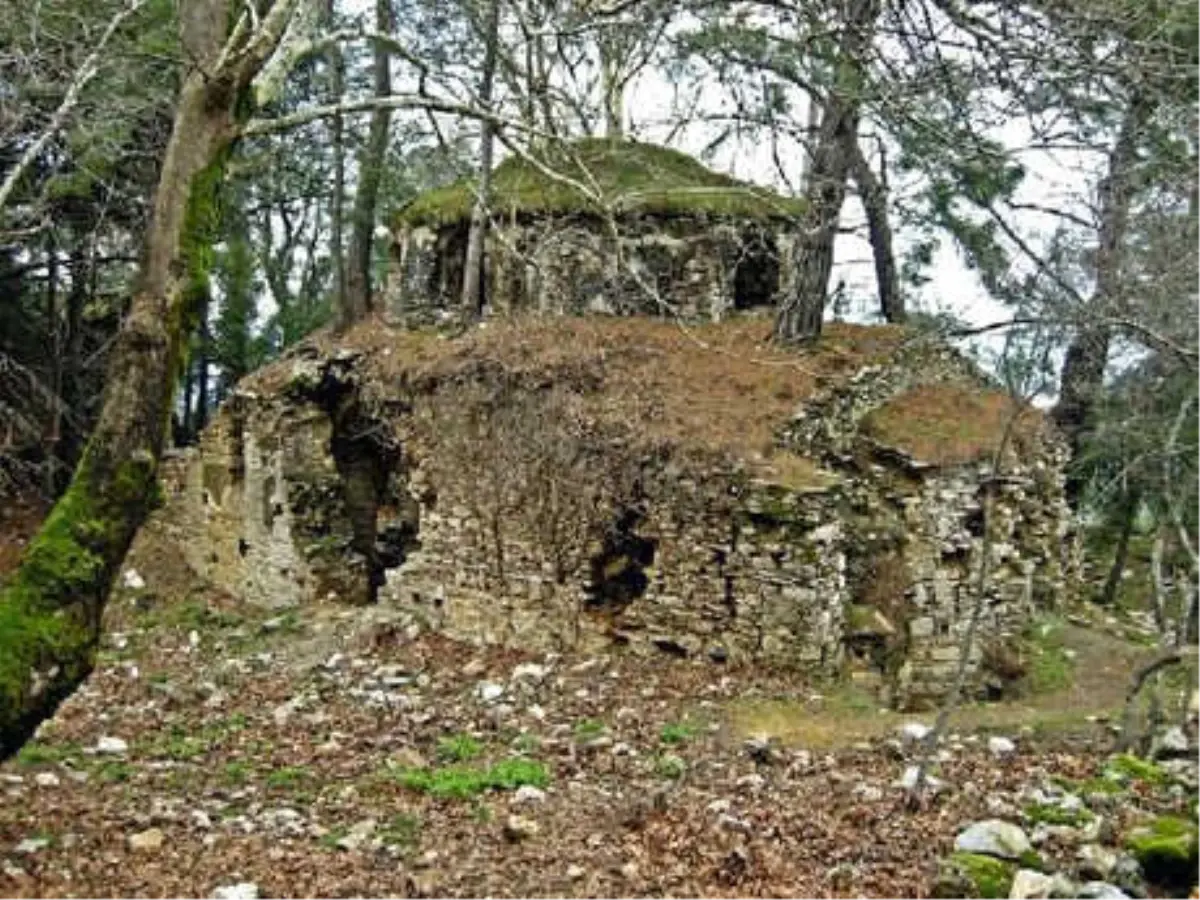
(706, 798, 731, 814)
(1009, 868, 1055, 899)
(324, 653, 346, 670)
(14, 837, 50, 854)
(1076, 844, 1118, 880)
(512, 785, 546, 805)
(851, 782, 884, 802)
(511, 663, 549, 683)
(122, 569, 145, 590)
(211, 882, 260, 900)
(955, 819, 1033, 860)
(1155, 725, 1189, 756)
(128, 827, 165, 852)
(95, 736, 128, 755)
(898, 722, 932, 745)
(336, 818, 377, 851)
(503, 814, 539, 841)
(1077, 883, 1130, 899)
(566, 864, 585, 881)
(34, 773, 60, 788)
(526, 704, 546, 721)
(717, 813, 753, 834)
(897, 765, 943, 792)
(191, 810, 213, 830)
(988, 736, 1017, 757)
(477, 681, 505, 703)
(736, 773, 766, 791)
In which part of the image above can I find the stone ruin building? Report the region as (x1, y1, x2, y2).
(385, 139, 805, 323)
(135, 141, 1076, 709)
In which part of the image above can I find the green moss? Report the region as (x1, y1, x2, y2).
(1125, 815, 1199, 889)
(1104, 753, 1168, 786)
(1023, 801, 1095, 828)
(1054, 774, 1124, 797)
(933, 852, 1016, 899)
(395, 138, 805, 227)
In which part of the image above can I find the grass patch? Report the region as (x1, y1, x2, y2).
(1019, 617, 1074, 695)
(436, 734, 483, 763)
(266, 765, 313, 790)
(573, 718, 607, 742)
(659, 721, 700, 746)
(223, 760, 252, 785)
(319, 825, 348, 851)
(379, 813, 422, 848)
(15, 740, 80, 767)
(395, 138, 806, 227)
(391, 758, 549, 800)
(94, 760, 134, 783)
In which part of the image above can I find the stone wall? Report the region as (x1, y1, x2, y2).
(139, 328, 1076, 709)
(386, 214, 791, 325)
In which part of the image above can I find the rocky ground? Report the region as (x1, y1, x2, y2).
(0, 586, 1196, 899)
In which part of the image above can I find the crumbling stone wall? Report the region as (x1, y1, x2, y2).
(141, 329, 1075, 709)
(387, 214, 793, 324)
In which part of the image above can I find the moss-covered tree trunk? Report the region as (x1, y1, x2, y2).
(0, 0, 298, 758)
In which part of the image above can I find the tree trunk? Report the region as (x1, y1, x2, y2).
(342, 0, 395, 326)
(0, 0, 289, 756)
(600, 39, 624, 138)
(460, 0, 501, 316)
(326, 0, 348, 328)
(1099, 490, 1139, 606)
(773, 0, 878, 345)
(850, 140, 903, 324)
(1053, 96, 1147, 486)
(195, 313, 211, 432)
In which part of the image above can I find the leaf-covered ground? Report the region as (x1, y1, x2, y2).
(0, 590, 1193, 898)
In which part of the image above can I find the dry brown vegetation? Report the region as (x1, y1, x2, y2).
(861, 383, 1047, 467)
(261, 316, 910, 461)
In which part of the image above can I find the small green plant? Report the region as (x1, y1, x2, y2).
(95, 760, 134, 783)
(223, 760, 252, 785)
(319, 825, 348, 851)
(654, 754, 687, 779)
(659, 722, 699, 746)
(266, 765, 312, 790)
(437, 734, 483, 763)
(471, 801, 493, 824)
(15, 741, 79, 767)
(379, 813, 422, 848)
(573, 719, 606, 742)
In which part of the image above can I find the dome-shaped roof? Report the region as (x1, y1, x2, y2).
(395, 138, 805, 227)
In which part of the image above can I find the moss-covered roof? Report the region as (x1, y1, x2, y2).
(395, 138, 806, 227)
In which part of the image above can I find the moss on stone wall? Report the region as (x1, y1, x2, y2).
(395, 139, 806, 227)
